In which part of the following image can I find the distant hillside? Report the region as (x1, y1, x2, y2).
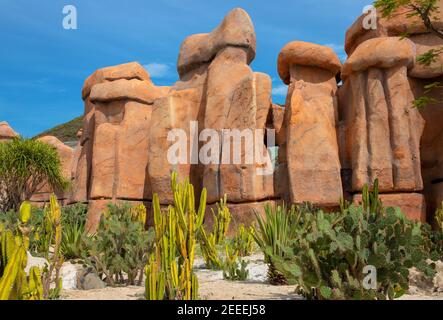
(35, 116, 83, 147)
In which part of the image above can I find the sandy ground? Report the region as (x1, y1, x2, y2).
(61, 254, 443, 301)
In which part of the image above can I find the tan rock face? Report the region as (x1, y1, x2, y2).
(66, 7, 443, 231)
(344, 1, 443, 79)
(353, 193, 427, 222)
(202, 47, 274, 204)
(408, 34, 443, 79)
(75, 62, 169, 208)
(0, 121, 18, 141)
(278, 42, 343, 206)
(341, 37, 416, 78)
(82, 62, 151, 99)
(31, 136, 74, 203)
(345, 1, 443, 55)
(278, 41, 342, 85)
(339, 37, 424, 193)
(177, 8, 256, 78)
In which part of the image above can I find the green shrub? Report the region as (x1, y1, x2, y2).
(82, 202, 153, 286)
(60, 203, 88, 260)
(265, 181, 436, 300)
(0, 205, 46, 256)
(146, 172, 204, 300)
(230, 224, 255, 257)
(199, 227, 223, 270)
(422, 203, 443, 261)
(210, 195, 231, 245)
(198, 196, 231, 270)
(222, 244, 249, 281)
(0, 138, 68, 212)
(252, 204, 300, 285)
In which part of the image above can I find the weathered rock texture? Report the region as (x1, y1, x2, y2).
(19, 5, 443, 227)
(31, 136, 74, 204)
(277, 42, 343, 206)
(76, 62, 169, 228)
(340, 3, 443, 221)
(339, 37, 424, 193)
(148, 8, 275, 227)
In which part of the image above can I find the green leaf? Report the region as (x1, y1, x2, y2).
(319, 286, 332, 299)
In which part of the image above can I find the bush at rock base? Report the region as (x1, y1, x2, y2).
(255, 180, 438, 300)
(82, 202, 154, 286)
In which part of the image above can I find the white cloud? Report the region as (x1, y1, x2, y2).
(143, 63, 172, 79)
(272, 84, 288, 96)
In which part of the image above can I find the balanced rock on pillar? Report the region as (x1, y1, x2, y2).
(339, 37, 424, 193)
(277, 41, 343, 206)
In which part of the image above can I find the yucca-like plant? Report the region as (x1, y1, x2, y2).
(0, 138, 68, 212)
(0, 201, 44, 300)
(60, 203, 88, 260)
(252, 204, 299, 285)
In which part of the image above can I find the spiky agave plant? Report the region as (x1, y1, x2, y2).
(252, 204, 300, 285)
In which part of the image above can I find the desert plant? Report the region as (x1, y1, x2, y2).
(40, 195, 64, 299)
(422, 202, 443, 261)
(222, 244, 249, 281)
(0, 201, 44, 300)
(267, 180, 436, 300)
(199, 227, 223, 270)
(252, 204, 300, 285)
(211, 195, 231, 244)
(83, 202, 153, 286)
(436, 202, 443, 232)
(145, 172, 204, 300)
(230, 224, 255, 257)
(60, 203, 88, 260)
(198, 195, 232, 270)
(0, 138, 68, 212)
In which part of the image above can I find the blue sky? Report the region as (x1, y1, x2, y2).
(0, 0, 370, 137)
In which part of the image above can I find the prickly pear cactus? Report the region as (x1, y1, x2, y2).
(267, 180, 436, 300)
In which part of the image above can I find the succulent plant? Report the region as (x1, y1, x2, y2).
(146, 172, 204, 300)
(0, 201, 44, 300)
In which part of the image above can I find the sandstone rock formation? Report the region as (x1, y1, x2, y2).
(341, 3, 443, 221)
(0, 121, 18, 141)
(15, 5, 442, 227)
(75, 62, 169, 230)
(277, 42, 343, 206)
(148, 8, 275, 227)
(339, 37, 424, 192)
